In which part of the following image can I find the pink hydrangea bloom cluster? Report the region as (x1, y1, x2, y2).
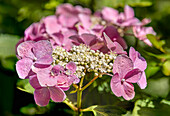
(16, 4, 149, 106)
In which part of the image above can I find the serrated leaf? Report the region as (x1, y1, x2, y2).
(162, 60, 170, 76)
(17, 79, 34, 94)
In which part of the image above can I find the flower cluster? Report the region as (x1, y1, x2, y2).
(16, 3, 150, 106)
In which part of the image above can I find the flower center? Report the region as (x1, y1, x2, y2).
(52, 44, 117, 78)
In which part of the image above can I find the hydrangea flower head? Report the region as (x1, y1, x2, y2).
(111, 55, 142, 100)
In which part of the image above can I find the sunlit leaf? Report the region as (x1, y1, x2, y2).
(162, 60, 170, 76)
(83, 105, 126, 116)
(147, 34, 165, 52)
(17, 79, 34, 94)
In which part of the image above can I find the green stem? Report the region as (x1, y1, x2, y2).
(77, 76, 85, 114)
(81, 75, 99, 91)
(63, 98, 77, 111)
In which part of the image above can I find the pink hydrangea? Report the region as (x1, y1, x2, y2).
(133, 26, 156, 46)
(101, 5, 139, 27)
(129, 47, 147, 89)
(36, 62, 79, 88)
(111, 55, 142, 100)
(56, 3, 91, 28)
(69, 33, 104, 51)
(16, 40, 53, 79)
(101, 33, 127, 54)
(29, 75, 66, 106)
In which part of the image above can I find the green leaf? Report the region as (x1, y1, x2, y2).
(130, 1, 152, 7)
(162, 60, 170, 76)
(0, 34, 20, 70)
(20, 103, 50, 115)
(143, 77, 169, 98)
(1, 56, 17, 71)
(147, 34, 165, 52)
(132, 99, 155, 116)
(83, 105, 126, 116)
(144, 51, 170, 60)
(0, 34, 20, 58)
(17, 79, 34, 94)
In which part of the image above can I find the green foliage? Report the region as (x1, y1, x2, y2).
(17, 79, 34, 94)
(162, 60, 170, 76)
(83, 105, 126, 116)
(143, 77, 170, 98)
(0, 34, 19, 70)
(147, 34, 165, 52)
(0, 0, 170, 115)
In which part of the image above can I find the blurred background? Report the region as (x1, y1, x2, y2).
(0, 0, 170, 116)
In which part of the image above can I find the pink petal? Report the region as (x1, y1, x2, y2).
(101, 7, 118, 21)
(134, 52, 147, 71)
(29, 75, 42, 89)
(37, 67, 58, 87)
(124, 69, 142, 83)
(124, 5, 134, 19)
(33, 40, 53, 64)
(113, 55, 133, 78)
(35, 55, 53, 65)
(16, 58, 33, 79)
(52, 33, 64, 46)
(103, 32, 116, 51)
(58, 15, 78, 27)
(81, 33, 97, 46)
(52, 65, 64, 75)
(17, 41, 35, 59)
(121, 18, 139, 26)
(69, 35, 84, 46)
(103, 26, 127, 49)
(112, 42, 127, 54)
(79, 14, 91, 29)
(137, 72, 147, 89)
(122, 82, 135, 100)
(42, 15, 61, 34)
(24, 23, 40, 40)
(34, 88, 50, 106)
(49, 86, 66, 102)
(129, 47, 136, 62)
(110, 73, 123, 97)
(143, 39, 152, 46)
(66, 61, 77, 73)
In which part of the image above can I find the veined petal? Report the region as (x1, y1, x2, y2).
(16, 58, 33, 79)
(110, 73, 123, 97)
(37, 67, 58, 87)
(49, 86, 66, 102)
(134, 52, 147, 71)
(33, 40, 53, 61)
(113, 55, 133, 78)
(34, 88, 50, 106)
(29, 75, 42, 89)
(129, 47, 136, 62)
(124, 5, 134, 19)
(124, 69, 142, 83)
(66, 61, 77, 73)
(17, 41, 35, 59)
(122, 82, 135, 100)
(137, 72, 147, 89)
(81, 33, 97, 46)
